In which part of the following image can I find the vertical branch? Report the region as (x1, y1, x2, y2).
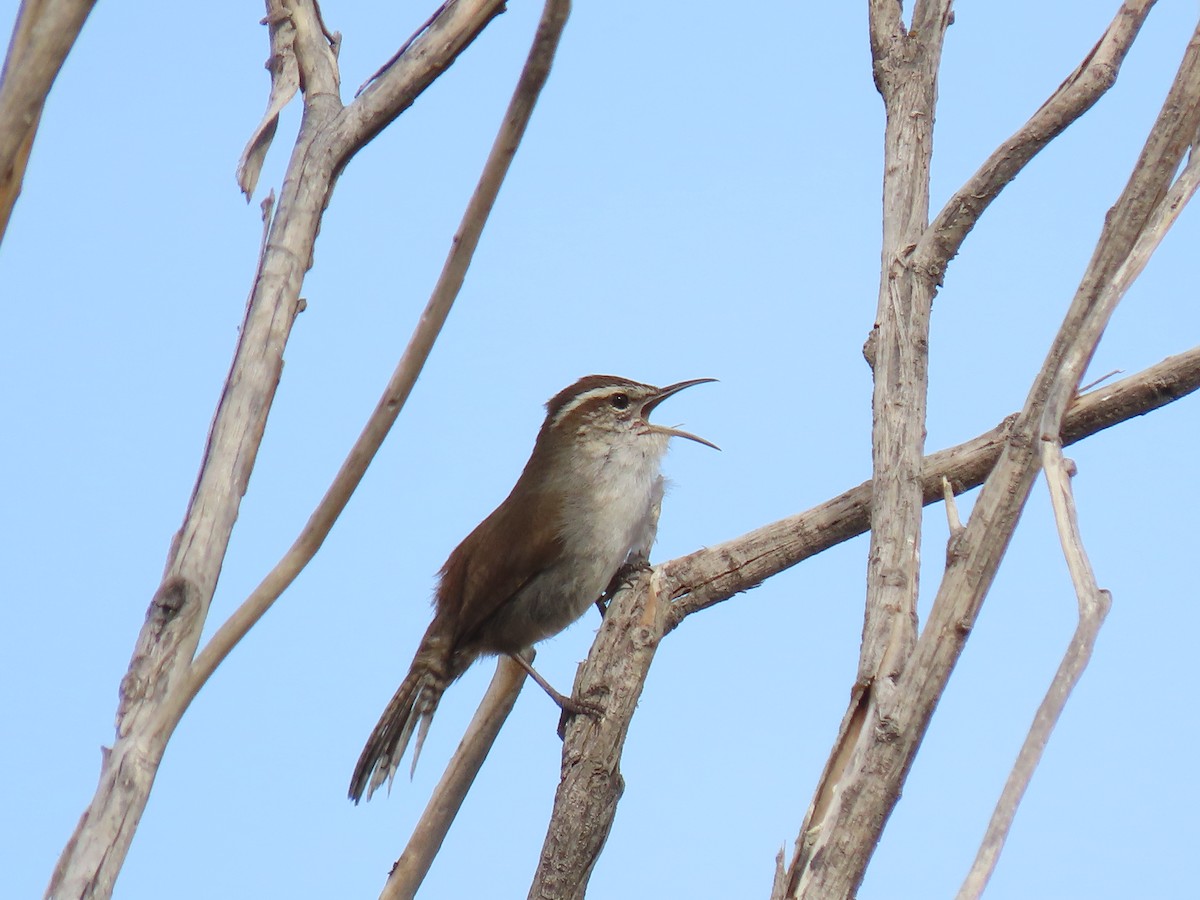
(786, 3, 953, 896)
(860, 0, 953, 691)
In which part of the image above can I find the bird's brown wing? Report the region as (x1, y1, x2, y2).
(435, 483, 564, 649)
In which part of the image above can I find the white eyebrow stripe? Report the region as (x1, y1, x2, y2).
(549, 386, 623, 429)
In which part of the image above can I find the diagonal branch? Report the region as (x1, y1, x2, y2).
(783, 20, 1200, 898)
(956, 444, 1111, 899)
(383, 656, 530, 900)
(47, 2, 515, 896)
(534, 343, 1200, 900)
(164, 0, 571, 745)
(0, 0, 98, 242)
(529, 568, 670, 900)
(663, 344, 1200, 627)
(913, 0, 1157, 281)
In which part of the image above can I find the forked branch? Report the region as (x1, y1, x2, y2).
(534, 345, 1200, 900)
(164, 0, 573, 747)
(782, 18, 1200, 898)
(914, 0, 1157, 280)
(47, 1, 530, 896)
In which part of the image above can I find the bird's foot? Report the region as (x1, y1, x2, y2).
(508, 652, 604, 720)
(594, 558, 652, 620)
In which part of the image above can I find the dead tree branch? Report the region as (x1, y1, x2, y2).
(0, 0, 98, 241)
(956, 445, 1112, 899)
(664, 344, 1200, 625)
(798, 3, 953, 894)
(46, 1, 519, 896)
(528, 568, 670, 900)
(914, 0, 1157, 280)
(162, 0, 571, 750)
(532, 343, 1200, 899)
(383, 656, 530, 900)
(783, 19, 1200, 897)
(788, 5, 1159, 889)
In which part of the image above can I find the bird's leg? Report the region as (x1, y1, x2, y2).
(507, 652, 603, 719)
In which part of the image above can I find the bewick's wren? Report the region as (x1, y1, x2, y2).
(349, 374, 716, 802)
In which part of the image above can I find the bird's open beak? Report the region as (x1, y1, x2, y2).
(641, 378, 720, 450)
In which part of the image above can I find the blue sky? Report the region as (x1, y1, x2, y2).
(2, 2, 1198, 898)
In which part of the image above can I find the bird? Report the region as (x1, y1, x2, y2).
(349, 374, 716, 802)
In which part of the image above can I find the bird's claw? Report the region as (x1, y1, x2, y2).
(557, 694, 604, 739)
(594, 559, 652, 620)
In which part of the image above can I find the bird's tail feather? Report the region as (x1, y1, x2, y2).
(349, 646, 449, 803)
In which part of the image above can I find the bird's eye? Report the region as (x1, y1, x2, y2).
(610, 393, 630, 410)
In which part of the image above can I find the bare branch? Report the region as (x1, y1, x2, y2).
(957, 444, 1111, 899)
(529, 568, 669, 900)
(941, 476, 962, 533)
(164, 0, 572, 743)
(664, 343, 1200, 628)
(805, 7, 952, 892)
(0, 0, 98, 241)
(382, 657, 529, 900)
(355, 1, 449, 97)
(236, 3, 303, 199)
(860, 0, 953, 690)
(1040, 134, 1200, 435)
(46, 1, 523, 894)
(782, 21, 1200, 897)
(331, 1, 506, 159)
(914, 0, 1157, 280)
(866, 0, 903, 67)
(528, 345, 1200, 900)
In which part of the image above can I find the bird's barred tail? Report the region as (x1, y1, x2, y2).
(349, 641, 449, 803)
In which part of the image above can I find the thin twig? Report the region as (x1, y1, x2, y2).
(1040, 139, 1200, 434)
(1079, 369, 1123, 393)
(381, 656, 528, 900)
(941, 475, 962, 532)
(956, 443, 1111, 899)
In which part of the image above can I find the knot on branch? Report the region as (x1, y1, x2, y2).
(631, 625, 659, 650)
(116, 577, 200, 734)
(147, 576, 193, 630)
(863, 325, 879, 370)
(874, 714, 901, 743)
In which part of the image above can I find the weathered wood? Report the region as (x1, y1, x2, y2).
(0, 0, 98, 241)
(45, 2, 508, 896)
(529, 343, 1200, 900)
